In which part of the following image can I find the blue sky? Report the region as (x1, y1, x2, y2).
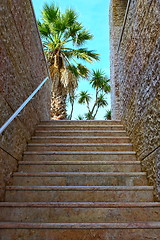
(32, 0, 111, 119)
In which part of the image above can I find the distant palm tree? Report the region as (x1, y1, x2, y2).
(84, 112, 93, 120)
(38, 3, 99, 119)
(92, 93, 108, 119)
(76, 115, 85, 120)
(104, 110, 111, 120)
(78, 70, 110, 119)
(78, 91, 92, 113)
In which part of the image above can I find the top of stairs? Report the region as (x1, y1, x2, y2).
(40, 120, 122, 125)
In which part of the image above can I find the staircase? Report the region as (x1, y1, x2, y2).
(0, 120, 160, 239)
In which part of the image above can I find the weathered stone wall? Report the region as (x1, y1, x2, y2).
(110, 0, 128, 120)
(0, 0, 51, 200)
(110, 0, 160, 199)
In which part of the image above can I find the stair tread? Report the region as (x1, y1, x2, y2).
(6, 186, 153, 191)
(41, 120, 122, 123)
(28, 143, 132, 146)
(19, 160, 141, 165)
(35, 130, 126, 132)
(1, 222, 160, 229)
(24, 151, 136, 155)
(37, 124, 124, 127)
(1, 202, 159, 207)
(32, 136, 130, 139)
(14, 172, 146, 176)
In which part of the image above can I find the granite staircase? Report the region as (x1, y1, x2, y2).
(0, 120, 160, 239)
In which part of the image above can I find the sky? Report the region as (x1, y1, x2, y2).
(32, 0, 111, 119)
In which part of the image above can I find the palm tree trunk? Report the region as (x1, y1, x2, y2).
(69, 101, 74, 120)
(93, 105, 99, 119)
(90, 88, 99, 117)
(50, 82, 67, 120)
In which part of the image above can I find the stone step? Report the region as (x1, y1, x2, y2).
(2, 119, 158, 240)
(35, 130, 127, 137)
(18, 160, 141, 172)
(31, 136, 131, 144)
(13, 172, 147, 186)
(27, 143, 133, 152)
(23, 152, 137, 161)
(40, 120, 122, 125)
(1, 222, 160, 229)
(5, 186, 153, 202)
(0, 202, 159, 222)
(1, 226, 160, 240)
(36, 125, 125, 131)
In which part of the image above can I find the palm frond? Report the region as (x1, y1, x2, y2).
(97, 94, 108, 107)
(78, 91, 91, 104)
(64, 22, 83, 39)
(73, 30, 93, 46)
(67, 64, 89, 79)
(41, 3, 59, 24)
(104, 110, 111, 120)
(85, 112, 93, 120)
(77, 64, 90, 78)
(90, 70, 110, 91)
(37, 21, 52, 39)
(62, 9, 78, 27)
(66, 48, 99, 62)
(102, 80, 111, 93)
(76, 115, 85, 120)
(67, 64, 79, 78)
(51, 18, 67, 33)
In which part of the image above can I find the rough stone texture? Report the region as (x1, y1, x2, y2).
(110, 0, 128, 120)
(0, 0, 51, 200)
(110, 0, 160, 199)
(1, 229, 160, 240)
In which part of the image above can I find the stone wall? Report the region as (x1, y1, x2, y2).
(110, 0, 128, 120)
(110, 0, 160, 199)
(0, 0, 51, 200)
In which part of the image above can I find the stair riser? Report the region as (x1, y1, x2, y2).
(18, 164, 141, 173)
(40, 120, 122, 125)
(5, 190, 153, 202)
(13, 175, 147, 186)
(2, 119, 158, 239)
(35, 131, 127, 137)
(36, 126, 125, 131)
(1, 207, 159, 222)
(27, 145, 133, 152)
(1, 229, 160, 240)
(23, 154, 137, 161)
(30, 137, 130, 144)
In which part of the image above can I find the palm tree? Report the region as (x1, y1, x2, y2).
(78, 91, 91, 113)
(84, 112, 93, 120)
(76, 115, 85, 120)
(90, 70, 110, 117)
(104, 110, 111, 120)
(92, 94, 108, 119)
(38, 3, 99, 119)
(78, 70, 110, 120)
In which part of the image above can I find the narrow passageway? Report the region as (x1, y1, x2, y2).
(0, 0, 159, 239)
